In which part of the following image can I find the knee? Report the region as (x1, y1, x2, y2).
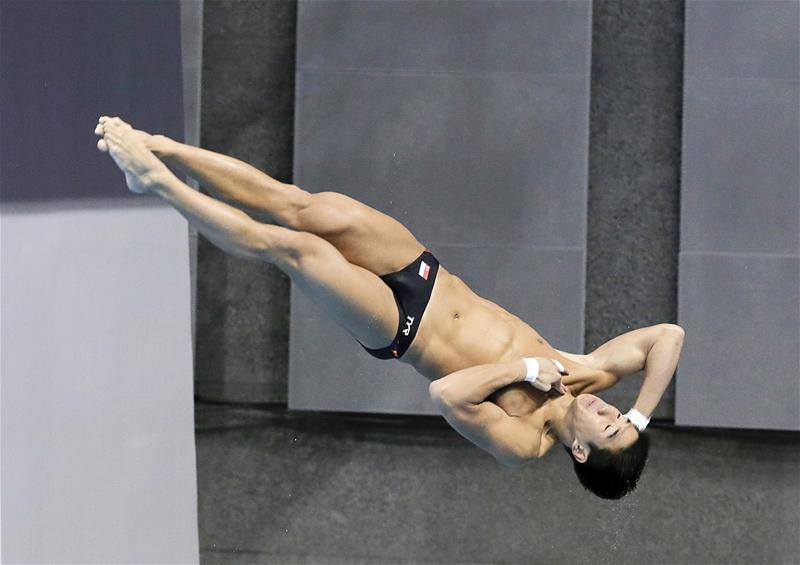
(295, 191, 362, 235)
(250, 224, 329, 269)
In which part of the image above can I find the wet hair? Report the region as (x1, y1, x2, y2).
(565, 432, 650, 500)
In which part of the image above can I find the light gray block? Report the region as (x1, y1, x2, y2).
(685, 0, 800, 80)
(289, 246, 584, 414)
(292, 0, 591, 415)
(294, 70, 589, 248)
(677, 253, 799, 431)
(1, 205, 199, 563)
(297, 0, 591, 75)
(681, 76, 799, 255)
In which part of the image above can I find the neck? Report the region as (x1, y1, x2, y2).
(547, 393, 576, 446)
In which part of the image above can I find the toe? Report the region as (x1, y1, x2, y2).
(97, 138, 108, 152)
(94, 123, 104, 136)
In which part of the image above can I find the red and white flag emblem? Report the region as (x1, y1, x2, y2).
(418, 260, 430, 280)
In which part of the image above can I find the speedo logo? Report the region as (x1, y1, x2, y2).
(402, 315, 415, 336)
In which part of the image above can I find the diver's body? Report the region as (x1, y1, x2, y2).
(95, 117, 684, 481)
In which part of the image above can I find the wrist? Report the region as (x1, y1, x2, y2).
(625, 408, 650, 431)
(522, 358, 540, 384)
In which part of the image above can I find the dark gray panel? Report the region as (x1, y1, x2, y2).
(681, 77, 799, 255)
(289, 246, 584, 414)
(677, 253, 799, 431)
(0, 0, 184, 203)
(586, 1, 685, 421)
(686, 0, 800, 80)
(195, 0, 297, 404)
(294, 70, 589, 248)
(590, 0, 685, 80)
(297, 0, 590, 75)
(197, 404, 800, 564)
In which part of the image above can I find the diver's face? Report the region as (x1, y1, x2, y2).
(572, 394, 638, 454)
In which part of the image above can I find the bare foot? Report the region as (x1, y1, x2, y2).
(94, 116, 170, 194)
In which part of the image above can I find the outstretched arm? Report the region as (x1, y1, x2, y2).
(584, 324, 686, 418)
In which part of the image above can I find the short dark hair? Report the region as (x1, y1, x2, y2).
(565, 432, 650, 499)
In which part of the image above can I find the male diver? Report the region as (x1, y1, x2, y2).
(95, 116, 685, 499)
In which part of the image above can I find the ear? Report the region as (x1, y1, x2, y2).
(571, 439, 588, 464)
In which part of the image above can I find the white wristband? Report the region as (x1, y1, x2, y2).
(523, 358, 566, 384)
(523, 358, 540, 384)
(625, 408, 650, 431)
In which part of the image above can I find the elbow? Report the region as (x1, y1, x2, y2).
(429, 380, 454, 410)
(660, 323, 685, 341)
(429, 379, 468, 412)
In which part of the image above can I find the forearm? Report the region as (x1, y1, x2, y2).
(633, 327, 685, 417)
(430, 360, 527, 407)
(149, 170, 259, 259)
(149, 135, 288, 212)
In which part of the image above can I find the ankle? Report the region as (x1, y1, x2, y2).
(146, 134, 174, 158)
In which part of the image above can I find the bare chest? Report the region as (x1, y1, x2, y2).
(406, 269, 612, 401)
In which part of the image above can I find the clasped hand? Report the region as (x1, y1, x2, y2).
(528, 357, 569, 395)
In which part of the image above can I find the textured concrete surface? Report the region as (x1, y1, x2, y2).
(194, 0, 296, 403)
(196, 402, 800, 565)
(585, 0, 685, 419)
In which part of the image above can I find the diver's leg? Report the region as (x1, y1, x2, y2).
(97, 123, 425, 275)
(96, 117, 398, 348)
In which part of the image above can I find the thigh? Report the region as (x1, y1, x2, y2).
(271, 229, 400, 349)
(295, 191, 426, 276)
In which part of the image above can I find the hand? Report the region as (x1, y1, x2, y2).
(526, 357, 569, 395)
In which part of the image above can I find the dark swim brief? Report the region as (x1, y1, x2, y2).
(360, 249, 440, 360)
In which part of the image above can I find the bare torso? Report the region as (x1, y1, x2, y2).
(402, 267, 615, 436)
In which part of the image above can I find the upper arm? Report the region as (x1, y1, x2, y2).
(431, 391, 540, 466)
(582, 323, 685, 380)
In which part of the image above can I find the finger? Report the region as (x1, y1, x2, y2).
(551, 359, 569, 375)
(531, 380, 551, 393)
(97, 138, 108, 152)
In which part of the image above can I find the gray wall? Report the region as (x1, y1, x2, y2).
(677, 0, 799, 430)
(290, 0, 592, 414)
(1, 1, 198, 562)
(193, 2, 800, 564)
